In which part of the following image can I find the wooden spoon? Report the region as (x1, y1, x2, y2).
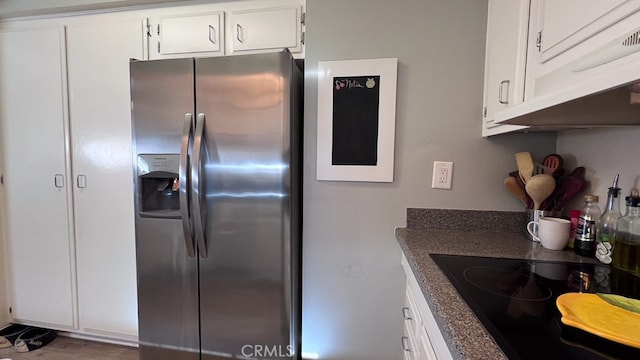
(515, 152, 534, 183)
(504, 177, 528, 207)
(525, 174, 556, 210)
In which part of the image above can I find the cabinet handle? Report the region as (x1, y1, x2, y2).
(77, 175, 87, 188)
(208, 25, 216, 45)
(498, 80, 510, 104)
(401, 336, 411, 352)
(536, 31, 543, 52)
(402, 306, 413, 320)
(236, 24, 244, 43)
(54, 174, 64, 188)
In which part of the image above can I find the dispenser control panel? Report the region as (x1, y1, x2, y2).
(137, 154, 180, 176)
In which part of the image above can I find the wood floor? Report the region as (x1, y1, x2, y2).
(0, 336, 138, 360)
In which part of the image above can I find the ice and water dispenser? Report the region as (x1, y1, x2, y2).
(137, 154, 181, 218)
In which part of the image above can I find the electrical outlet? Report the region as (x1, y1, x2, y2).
(432, 161, 453, 189)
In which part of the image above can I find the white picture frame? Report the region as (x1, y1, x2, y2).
(316, 58, 398, 182)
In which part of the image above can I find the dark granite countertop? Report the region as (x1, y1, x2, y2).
(397, 208, 596, 360)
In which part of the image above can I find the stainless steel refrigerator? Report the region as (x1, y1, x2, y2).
(129, 51, 302, 360)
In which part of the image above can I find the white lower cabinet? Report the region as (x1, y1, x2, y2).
(401, 253, 453, 360)
(0, 15, 145, 341)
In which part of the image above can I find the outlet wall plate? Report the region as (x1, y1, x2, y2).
(432, 161, 453, 189)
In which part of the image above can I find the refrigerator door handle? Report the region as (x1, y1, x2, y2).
(180, 113, 196, 257)
(192, 113, 208, 259)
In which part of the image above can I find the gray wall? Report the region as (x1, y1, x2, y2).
(557, 127, 640, 212)
(302, 1, 556, 359)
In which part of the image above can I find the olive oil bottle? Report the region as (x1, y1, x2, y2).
(612, 197, 640, 276)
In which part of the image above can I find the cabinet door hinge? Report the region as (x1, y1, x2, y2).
(536, 31, 542, 52)
(8, 307, 11, 314)
(483, 107, 488, 118)
(157, 24, 160, 36)
(301, 31, 305, 45)
(146, 23, 152, 38)
(0, 175, 3, 184)
(301, 12, 306, 25)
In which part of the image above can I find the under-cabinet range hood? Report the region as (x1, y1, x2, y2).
(495, 86, 640, 129)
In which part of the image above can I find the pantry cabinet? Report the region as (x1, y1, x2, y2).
(0, 15, 145, 341)
(66, 18, 144, 339)
(481, 0, 530, 137)
(401, 254, 453, 360)
(0, 26, 76, 329)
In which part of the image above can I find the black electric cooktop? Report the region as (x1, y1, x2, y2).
(430, 254, 640, 360)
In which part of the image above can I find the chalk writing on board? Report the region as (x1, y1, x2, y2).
(331, 75, 380, 166)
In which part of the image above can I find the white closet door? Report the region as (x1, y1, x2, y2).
(66, 19, 144, 339)
(0, 27, 75, 328)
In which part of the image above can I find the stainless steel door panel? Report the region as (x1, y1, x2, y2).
(130, 58, 199, 360)
(131, 58, 195, 155)
(135, 219, 199, 360)
(196, 52, 296, 359)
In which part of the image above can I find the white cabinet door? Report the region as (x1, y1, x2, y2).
(401, 254, 454, 360)
(227, 5, 302, 55)
(402, 286, 421, 359)
(154, 11, 224, 57)
(482, 0, 529, 136)
(417, 329, 438, 360)
(0, 27, 75, 329)
(66, 19, 144, 339)
(537, 0, 640, 62)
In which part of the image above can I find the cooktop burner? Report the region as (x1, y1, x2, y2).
(463, 266, 553, 301)
(431, 254, 640, 360)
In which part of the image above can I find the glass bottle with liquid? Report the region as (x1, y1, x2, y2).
(612, 197, 640, 276)
(574, 195, 601, 257)
(596, 175, 621, 264)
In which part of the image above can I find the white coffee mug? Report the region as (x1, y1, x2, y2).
(527, 217, 571, 250)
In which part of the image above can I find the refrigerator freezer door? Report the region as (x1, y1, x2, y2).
(195, 52, 297, 359)
(130, 58, 199, 360)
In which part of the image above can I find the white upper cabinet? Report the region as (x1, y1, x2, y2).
(66, 17, 145, 340)
(154, 11, 224, 58)
(492, 0, 640, 128)
(148, 1, 305, 59)
(0, 26, 76, 330)
(227, 5, 303, 55)
(481, 0, 530, 136)
(536, 0, 640, 63)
